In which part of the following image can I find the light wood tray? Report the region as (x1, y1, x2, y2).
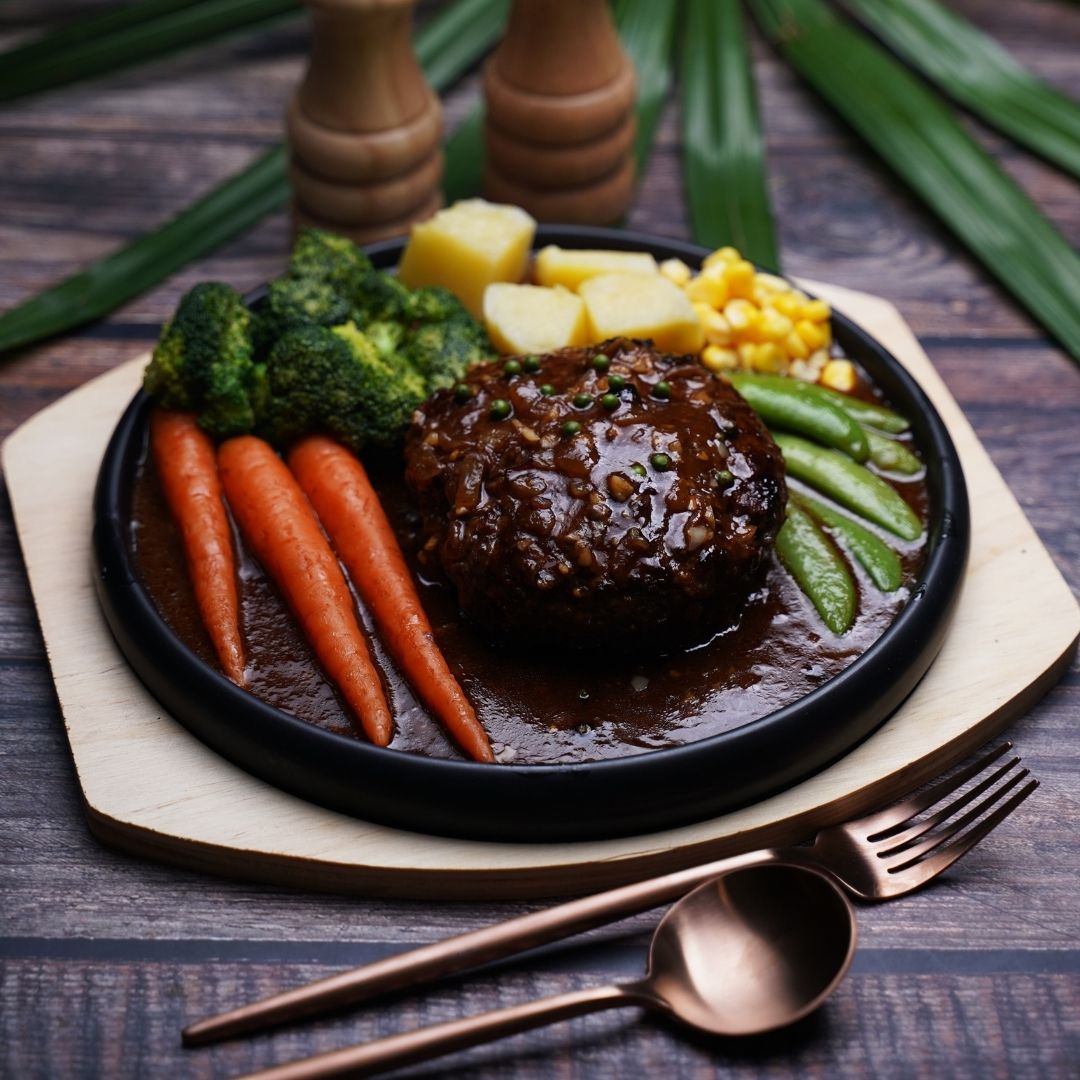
(4, 283, 1077, 899)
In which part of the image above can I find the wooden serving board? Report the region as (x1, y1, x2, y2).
(4, 284, 1077, 899)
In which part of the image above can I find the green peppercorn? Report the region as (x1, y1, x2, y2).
(489, 399, 511, 421)
(561, 420, 582, 437)
(600, 393, 619, 411)
(504, 359, 522, 376)
(540, 383, 556, 396)
(523, 355, 541, 372)
(650, 452, 672, 471)
(714, 468, 734, 487)
(607, 374, 627, 391)
(573, 392, 593, 408)
(653, 381, 672, 400)
(591, 354, 610, 372)
(453, 383, 472, 402)
(630, 463, 647, 478)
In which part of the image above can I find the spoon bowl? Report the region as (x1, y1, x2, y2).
(235, 863, 857, 1079)
(646, 863, 858, 1036)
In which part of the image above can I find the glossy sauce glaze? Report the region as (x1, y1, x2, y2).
(131, 369, 929, 766)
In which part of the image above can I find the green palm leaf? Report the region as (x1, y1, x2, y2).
(682, 0, 778, 268)
(615, 0, 679, 176)
(843, 0, 1080, 180)
(0, 0, 507, 356)
(751, 0, 1080, 362)
(0, 0, 300, 103)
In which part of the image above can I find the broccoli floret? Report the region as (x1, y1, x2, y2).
(288, 228, 375, 297)
(364, 319, 406, 362)
(261, 321, 425, 453)
(355, 271, 412, 325)
(257, 275, 354, 350)
(406, 285, 471, 325)
(406, 314, 494, 392)
(144, 281, 264, 438)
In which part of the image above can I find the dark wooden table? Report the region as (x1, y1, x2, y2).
(2, 2, 1078, 1077)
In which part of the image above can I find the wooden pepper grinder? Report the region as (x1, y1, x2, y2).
(483, 0, 636, 224)
(287, 0, 443, 243)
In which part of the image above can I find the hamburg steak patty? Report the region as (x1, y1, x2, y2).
(405, 338, 786, 648)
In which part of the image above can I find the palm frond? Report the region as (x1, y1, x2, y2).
(682, 0, 779, 268)
(751, 0, 1080, 361)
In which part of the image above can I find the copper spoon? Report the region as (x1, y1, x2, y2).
(232, 864, 856, 1080)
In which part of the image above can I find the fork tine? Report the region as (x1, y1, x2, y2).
(861, 741, 1012, 839)
(883, 777, 1038, 885)
(874, 755, 1023, 853)
(879, 768, 1030, 868)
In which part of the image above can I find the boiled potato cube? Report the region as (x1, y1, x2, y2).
(534, 246, 659, 292)
(398, 199, 536, 317)
(579, 272, 705, 354)
(483, 284, 588, 356)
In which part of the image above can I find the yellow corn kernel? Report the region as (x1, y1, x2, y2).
(659, 257, 692, 286)
(724, 298, 758, 335)
(801, 298, 831, 323)
(796, 319, 827, 350)
(755, 272, 790, 294)
(703, 246, 742, 270)
(783, 328, 810, 361)
(789, 359, 817, 382)
(809, 348, 830, 371)
(751, 342, 786, 373)
(700, 309, 732, 346)
(820, 358, 857, 393)
(737, 342, 758, 368)
(685, 273, 729, 308)
(758, 310, 794, 342)
(725, 259, 756, 299)
(702, 344, 738, 372)
(772, 292, 801, 319)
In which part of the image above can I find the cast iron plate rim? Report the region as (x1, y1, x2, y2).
(92, 225, 969, 842)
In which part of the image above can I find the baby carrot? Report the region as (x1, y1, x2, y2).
(149, 408, 246, 686)
(217, 435, 393, 746)
(288, 435, 495, 764)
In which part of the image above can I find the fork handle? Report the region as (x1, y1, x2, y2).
(232, 982, 653, 1080)
(184, 847, 802, 1046)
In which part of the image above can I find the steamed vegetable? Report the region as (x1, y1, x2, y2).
(776, 503, 856, 634)
(143, 281, 265, 439)
(150, 408, 246, 685)
(144, 228, 494, 450)
(289, 435, 495, 764)
(774, 432, 923, 541)
(218, 434, 393, 746)
(792, 490, 904, 592)
(726, 371, 869, 461)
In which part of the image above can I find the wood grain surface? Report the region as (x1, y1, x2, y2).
(1, 1, 1078, 1078)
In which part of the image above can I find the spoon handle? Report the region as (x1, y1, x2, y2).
(184, 847, 795, 1046)
(231, 983, 651, 1080)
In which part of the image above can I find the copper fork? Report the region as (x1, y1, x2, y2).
(183, 741, 1036, 1047)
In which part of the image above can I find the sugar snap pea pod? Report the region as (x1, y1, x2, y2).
(792, 490, 903, 592)
(814, 384, 910, 434)
(773, 432, 923, 541)
(865, 429, 922, 476)
(776, 503, 857, 634)
(727, 371, 869, 461)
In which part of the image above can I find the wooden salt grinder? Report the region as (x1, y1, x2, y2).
(483, 0, 636, 224)
(287, 0, 443, 243)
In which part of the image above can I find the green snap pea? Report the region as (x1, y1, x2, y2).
(814, 384, 910, 434)
(774, 433, 923, 541)
(776, 504, 857, 635)
(865, 429, 922, 476)
(727, 372, 870, 462)
(793, 491, 903, 592)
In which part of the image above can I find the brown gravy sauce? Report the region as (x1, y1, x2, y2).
(130, 379, 929, 765)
